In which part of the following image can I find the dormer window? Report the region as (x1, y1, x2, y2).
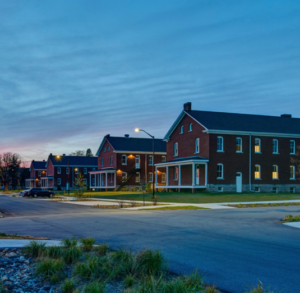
(189, 123, 193, 131)
(180, 126, 183, 134)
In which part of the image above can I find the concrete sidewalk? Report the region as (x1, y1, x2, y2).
(0, 239, 61, 248)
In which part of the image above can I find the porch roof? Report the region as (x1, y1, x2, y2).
(89, 168, 116, 173)
(155, 156, 209, 166)
(41, 176, 54, 179)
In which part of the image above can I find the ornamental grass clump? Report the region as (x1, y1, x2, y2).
(62, 236, 78, 249)
(63, 246, 82, 264)
(74, 256, 102, 279)
(94, 243, 109, 256)
(79, 281, 106, 293)
(61, 278, 76, 293)
(46, 246, 64, 259)
(245, 280, 275, 293)
(80, 236, 96, 251)
(36, 258, 64, 278)
(22, 241, 46, 258)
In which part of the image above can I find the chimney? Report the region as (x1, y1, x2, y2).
(124, 134, 130, 139)
(184, 102, 192, 111)
(50, 153, 52, 156)
(281, 114, 292, 118)
(106, 134, 110, 137)
(43, 160, 45, 162)
(63, 154, 66, 157)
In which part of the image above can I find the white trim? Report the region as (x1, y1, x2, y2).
(254, 138, 261, 153)
(272, 139, 279, 154)
(184, 112, 208, 131)
(217, 136, 224, 152)
(195, 138, 200, 154)
(290, 165, 296, 180)
(254, 164, 261, 180)
(122, 155, 127, 165)
(290, 140, 296, 155)
(114, 151, 166, 155)
(155, 159, 209, 167)
(155, 185, 207, 189)
(217, 163, 223, 179)
(236, 137, 243, 153)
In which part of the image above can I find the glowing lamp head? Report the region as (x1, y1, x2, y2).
(56, 155, 60, 159)
(135, 128, 140, 132)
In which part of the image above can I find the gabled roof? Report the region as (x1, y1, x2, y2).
(31, 161, 46, 170)
(48, 155, 98, 167)
(96, 136, 166, 156)
(164, 109, 300, 140)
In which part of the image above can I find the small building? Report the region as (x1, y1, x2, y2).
(90, 134, 166, 191)
(155, 102, 300, 193)
(25, 160, 47, 188)
(41, 154, 98, 190)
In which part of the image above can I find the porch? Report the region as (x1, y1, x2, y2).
(155, 156, 209, 192)
(41, 177, 54, 189)
(89, 168, 116, 189)
(25, 178, 36, 189)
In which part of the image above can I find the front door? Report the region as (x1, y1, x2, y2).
(136, 155, 140, 169)
(236, 172, 242, 193)
(196, 165, 200, 185)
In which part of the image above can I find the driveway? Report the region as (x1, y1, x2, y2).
(0, 196, 300, 293)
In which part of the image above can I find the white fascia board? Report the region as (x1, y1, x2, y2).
(114, 151, 166, 155)
(95, 137, 107, 156)
(155, 159, 209, 167)
(53, 165, 98, 167)
(184, 111, 208, 131)
(89, 170, 116, 174)
(204, 129, 300, 138)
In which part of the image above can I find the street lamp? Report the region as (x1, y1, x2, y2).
(56, 155, 70, 196)
(135, 128, 155, 198)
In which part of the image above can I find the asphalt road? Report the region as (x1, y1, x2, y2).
(1, 196, 300, 293)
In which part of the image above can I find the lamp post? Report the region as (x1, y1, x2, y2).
(135, 128, 155, 198)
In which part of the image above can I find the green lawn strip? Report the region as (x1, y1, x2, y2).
(229, 202, 300, 208)
(282, 215, 300, 223)
(140, 206, 209, 210)
(0, 232, 49, 240)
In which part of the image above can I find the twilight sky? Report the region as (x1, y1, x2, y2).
(1, 0, 300, 162)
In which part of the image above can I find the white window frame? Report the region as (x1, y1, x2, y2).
(135, 172, 140, 183)
(217, 164, 223, 179)
(149, 172, 153, 182)
(180, 126, 184, 134)
(174, 166, 178, 180)
(189, 123, 193, 131)
(272, 187, 278, 193)
(110, 155, 113, 166)
(218, 186, 223, 192)
(272, 165, 279, 180)
(57, 167, 61, 174)
(255, 138, 261, 153)
(84, 168, 87, 175)
(254, 186, 260, 193)
(195, 138, 200, 154)
(161, 156, 166, 163)
(174, 142, 178, 157)
(38, 171, 41, 177)
(217, 136, 224, 152)
(273, 139, 279, 154)
(290, 165, 296, 180)
(149, 155, 153, 166)
(254, 165, 261, 180)
(290, 140, 296, 155)
(57, 178, 61, 185)
(236, 137, 242, 153)
(122, 172, 127, 181)
(161, 172, 166, 183)
(290, 187, 296, 193)
(122, 155, 127, 165)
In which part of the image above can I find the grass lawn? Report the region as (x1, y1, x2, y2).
(141, 206, 209, 210)
(78, 191, 300, 204)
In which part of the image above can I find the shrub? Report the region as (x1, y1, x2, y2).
(62, 237, 78, 249)
(50, 275, 60, 283)
(124, 275, 135, 287)
(134, 249, 167, 277)
(94, 243, 109, 256)
(80, 236, 96, 251)
(61, 279, 76, 293)
(63, 246, 82, 264)
(22, 241, 46, 258)
(205, 285, 219, 293)
(36, 258, 64, 277)
(80, 281, 106, 293)
(282, 214, 300, 223)
(46, 246, 64, 259)
(74, 256, 101, 278)
(181, 270, 204, 290)
(246, 280, 275, 293)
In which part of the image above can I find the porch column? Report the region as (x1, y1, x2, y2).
(192, 163, 195, 193)
(89, 173, 91, 188)
(105, 172, 108, 189)
(155, 166, 158, 188)
(178, 165, 181, 192)
(166, 166, 169, 192)
(205, 163, 208, 187)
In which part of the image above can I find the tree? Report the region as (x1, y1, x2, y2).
(0, 152, 22, 190)
(69, 150, 85, 156)
(291, 145, 300, 181)
(73, 172, 87, 200)
(86, 148, 93, 157)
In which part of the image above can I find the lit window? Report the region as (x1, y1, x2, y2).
(161, 156, 166, 162)
(273, 139, 278, 154)
(255, 138, 261, 153)
(162, 172, 166, 182)
(174, 143, 178, 157)
(290, 166, 295, 180)
(217, 136, 223, 152)
(236, 138, 242, 152)
(195, 138, 200, 154)
(122, 155, 127, 165)
(180, 126, 183, 134)
(149, 156, 153, 166)
(217, 164, 223, 179)
(149, 172, 153, 182)
(189, 123, 193, 131)
(84, 168, 87, 175)
(38, 171, 41, 177)
(135, 172, 140, 182)
(122, 172, 127, 181)
(57, 178, 61, 185)
(110, 155, 113, 166)
(174, 167, 178, 180)
(272, 187, 278, 193)
(57, 167, 61, 174)
(290, 187, 296, 193)
(255, 165, 261, 179)
(101, 158, 103, 167)
(272, 165, 279, 179)
(290, 140, 296, 154)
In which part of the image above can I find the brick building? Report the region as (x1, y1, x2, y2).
(90, 134, 166, 190)
(25, 160, 47, 188)
(155, 102, 300, 193)
(41, 154, 98, 190)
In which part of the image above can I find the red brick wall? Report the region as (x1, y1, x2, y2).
(98, 140, 117, 169)
(167, 114, 209, 160)
(47, 160, 54, 176)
